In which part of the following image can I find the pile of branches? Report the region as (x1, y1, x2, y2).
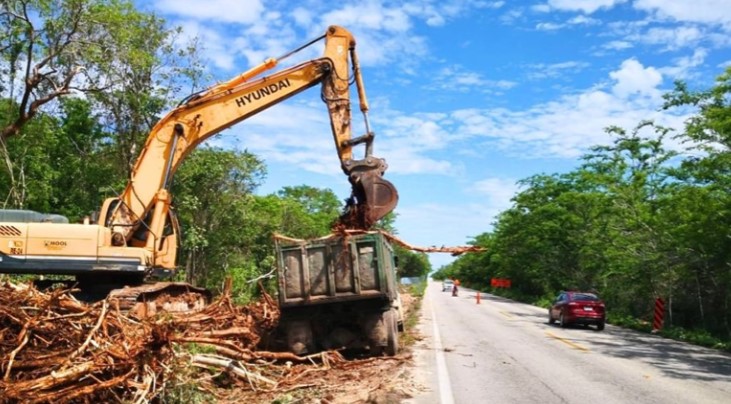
(280, 229, 486, 256)
(0, 280, 280, 403)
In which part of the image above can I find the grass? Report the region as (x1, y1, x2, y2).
(659, 327, 731, 352)
(399, 280, 426, 347)
(607, 313, 731, 352)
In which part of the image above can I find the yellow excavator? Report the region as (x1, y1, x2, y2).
(0, 26, 398, 315)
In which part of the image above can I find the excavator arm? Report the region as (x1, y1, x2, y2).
(99, 26, 398, 269)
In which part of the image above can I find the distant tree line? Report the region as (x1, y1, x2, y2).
(435, 67, 731, 342)
(0, 0, 431, 302)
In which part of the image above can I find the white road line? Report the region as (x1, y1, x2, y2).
(429, 291, 455, 404)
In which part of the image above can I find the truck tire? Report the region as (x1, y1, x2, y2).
(286, 319, 314, 355)
(384, 309, 399, 356)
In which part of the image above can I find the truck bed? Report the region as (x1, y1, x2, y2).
(275, 232, 398, 307)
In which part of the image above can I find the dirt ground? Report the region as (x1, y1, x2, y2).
(217, 289, 427, 404)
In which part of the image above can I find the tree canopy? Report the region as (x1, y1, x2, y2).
(438, 67, 731, 341)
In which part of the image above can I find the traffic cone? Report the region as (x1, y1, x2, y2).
(476, 292, 481, 304)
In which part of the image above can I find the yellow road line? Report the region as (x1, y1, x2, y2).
(499, 311, 513, 319)
(545, 331, 589, 352)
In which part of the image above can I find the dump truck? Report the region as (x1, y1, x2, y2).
(274, 231, 403, 356)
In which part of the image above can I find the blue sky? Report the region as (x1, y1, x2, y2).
(136, 0, 731, 268)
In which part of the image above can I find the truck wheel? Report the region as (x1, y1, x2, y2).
(384, 309, 399, 356)
(286, 319, 314, 355)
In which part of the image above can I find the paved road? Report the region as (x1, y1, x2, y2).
(405, 281, 731, 404)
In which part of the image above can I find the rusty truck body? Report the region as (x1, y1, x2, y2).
(274, 231, 403, 356)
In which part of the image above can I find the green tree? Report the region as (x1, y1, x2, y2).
(276, 185, 343, 237)
(172, 146, 266, 296)
(0, 99, 60, 209)
(0, 0, 201, 207)
(50, 97, 116, 219)
(394, 246, 431, 278)
(662, 67, 731, 337)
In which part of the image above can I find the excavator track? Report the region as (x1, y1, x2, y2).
(107, 282, 211, 319)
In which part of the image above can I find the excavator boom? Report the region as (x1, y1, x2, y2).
(0, 26, 398, 286)
(102, 26, 397, 252)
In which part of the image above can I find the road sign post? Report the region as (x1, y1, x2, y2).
(652, 298, 665, 333)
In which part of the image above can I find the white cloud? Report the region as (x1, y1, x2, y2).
(634, 0, 731, 28)
(537, 22, 564, 31)
(441, 59, 683, 159)
(320, 4, 412, 32)
(209, 93, 460, 178)
(547, 0, 627, 14)
(175, 21, 237, 70)
(432, 66, 518, 93)
(536, 14, 600, 31)
(641, 26, 704, 50)
(473, 177, 520, 210)
(207, 96, 347, 176)
(609, 58, 663, 98)
(659, 48, 708, 80)
(291, 8, 314, 27)
(500, 8, 524, 24)
(602, 40, 633, 51)
(207, 56, 685, 185)
(152, 1, 496, 77)
(526, 61, 590, 80)
(374, 112, 465, 175)
(153, 0, 265, 23)
(568, 15, 601, 25)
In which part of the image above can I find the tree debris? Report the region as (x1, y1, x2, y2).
(277, 229, 485, 256)
(0, 278, 416, 403)
(0, 279, 279, 402)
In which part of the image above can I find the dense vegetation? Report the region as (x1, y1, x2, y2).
(435, 68, 731, 347)
(0, 0, 431, 301)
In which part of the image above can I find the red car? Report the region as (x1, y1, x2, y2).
(548, 291, 606, 331)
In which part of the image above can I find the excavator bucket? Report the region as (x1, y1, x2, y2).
(341, 169, 398, 229)
(359, 170, 399, 225)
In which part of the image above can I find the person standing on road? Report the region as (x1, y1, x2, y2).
(452, 279, 461, 297)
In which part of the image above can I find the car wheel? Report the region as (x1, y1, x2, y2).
(559, 312, 567, 328)
(548, 310, 555, 324)
(596, 321, 605, 331)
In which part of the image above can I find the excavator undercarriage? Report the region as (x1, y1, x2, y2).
(29, 274, 211, 319)
(107, 282, 211, 319)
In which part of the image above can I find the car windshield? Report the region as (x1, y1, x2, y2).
(444, 280, 454, 284)
(571, 293, 599, 301)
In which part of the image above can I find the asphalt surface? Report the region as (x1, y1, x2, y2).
(405, 281, 731, 404)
